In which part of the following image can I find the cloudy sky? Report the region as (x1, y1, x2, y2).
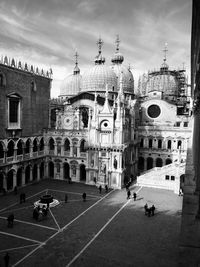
(0, 0, 192, 97)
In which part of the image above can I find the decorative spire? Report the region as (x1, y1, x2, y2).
(73, 51, 80, 75)
(160, 43, 169, 71)
(163, 43, 168, 63)
(97, 36, 103, 55)
(111, 35, 124, 64)
(94, 37, 105, 65)
(115, 34, 120, 52)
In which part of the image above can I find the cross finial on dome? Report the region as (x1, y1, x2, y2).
(163, 43, 168, 63)
(73, 50, 80, 75)
(74, 51, 79, 66)
(96, 37, 104, 54)
(115, 34, 120, 52)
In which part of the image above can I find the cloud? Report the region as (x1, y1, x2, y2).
(0, 0, 192, 97)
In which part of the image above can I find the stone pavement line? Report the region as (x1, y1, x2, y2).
(0, 189, 47, 212)
(12, 189, 115, 267)
(0, 231, 43, 244)
(0, 215, 58, 231)
(49, 207, 61, 230)
(0, 205, 33, 214)
(0, 244, 38, 253)
(49, 188, 102, 199)
(65, 186, 143, 267)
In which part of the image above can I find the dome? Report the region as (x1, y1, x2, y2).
(60, 73, 82, 97)
(81, 64, 117, 92)
(112, 64, 134, 93)
(111, 52, 124, 64)
(146, 72, 178, 95)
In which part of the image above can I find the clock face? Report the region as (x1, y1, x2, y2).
(64, 116, 73, 127)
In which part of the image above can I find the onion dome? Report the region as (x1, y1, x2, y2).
(81, 38, 117, 92)
(112, 65, 134, 93)
(111, 35, 134, 93)
(111, 35, 124, 64)
(59, 52, 82, 97)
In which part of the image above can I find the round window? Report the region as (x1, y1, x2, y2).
(104, 122, 108, 127)
(147, 105, 161, 118)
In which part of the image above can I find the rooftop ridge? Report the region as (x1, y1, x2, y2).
(0, 55, 53, 78)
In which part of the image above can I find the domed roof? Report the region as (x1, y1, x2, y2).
(81, 64, 117, 92)
(112, 64, 134, 93)
(60, 72, 82, 97)
(81, 37, 118, 93)
(146, 71, 178, 95)
(111, 36, 134, 93)
(60, 52, 82, 97)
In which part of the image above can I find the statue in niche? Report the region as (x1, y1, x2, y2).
(113, 156, 117, 169)
(100, 162, 106, 174)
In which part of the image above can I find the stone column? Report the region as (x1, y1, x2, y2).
(3, 175, 7, 190)
(30, 145, 33, 158)
(22, 168, 25, 186)
(70, 145, 73, 157)
(30, 166, 33, 182)
(14, 148, 17, 161)
(77, 145, 80, 157)
(60, 163, 64, 180)
(4, 149, 7, 164)
(13, 172, 17, 188)
(37, 165, 40, 181)
(144, 157, 147, 171)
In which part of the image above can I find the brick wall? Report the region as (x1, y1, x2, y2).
(0, 64, 51, 138)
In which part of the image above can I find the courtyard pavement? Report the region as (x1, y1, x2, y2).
(0, 179, 182, 267)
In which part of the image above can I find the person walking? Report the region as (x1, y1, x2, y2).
(133, 192, 137, 201)
(127, 189, 131, 199)
(4, 252, 10, 267)
(105, 185, 108, 193)
(151, 205, 155, 216)
(82, 192, 86, 202)
(144, 203, 148, 215)
(99, 185, 102, 194)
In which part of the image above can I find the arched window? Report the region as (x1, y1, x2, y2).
(64, 139, 70, 151)
(17, 140, 23, 155)
(25, 139, 31, 154)
(167, 140, 171, 149)
(0, 142, 4, 158)
(39, 138, 44, 151)
(49, 138, 55, 151)
(149, 139, 153, 148)
(7, 93, 21, 129)
(158, 140, 162, 149)
(140, 138, 144, 148)
(80, 140, 86, 152)
(33, 139, 38, 152)
(177, 140, 182, 149)
(7, 140, 15, 157)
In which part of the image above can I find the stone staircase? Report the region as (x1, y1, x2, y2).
(136, 162, 186, 194)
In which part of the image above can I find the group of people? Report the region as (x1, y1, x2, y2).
(98, 184, 108, 194)
(33, 205, 48, 221)
(127, 190, 137, 201)
(144, 203, 156, 217)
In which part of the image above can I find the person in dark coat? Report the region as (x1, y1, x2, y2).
(4, 252, 10, 267)
(105, 185, 108, 193)
(144, 203, 148, 215)
(127, 189, 131, 199)
(99, 185, 102, 194)
(133, 192, 137, 201)
(82, 192, 86, 202)
(65, 194, 68, 203)
(151, 205, 155, 216)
